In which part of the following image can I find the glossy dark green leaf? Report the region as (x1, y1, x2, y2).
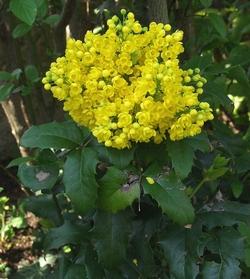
(98, 167, 140, 213)
(167, 140, 194, 178)
(77, 244, 105, 279)
(202, 258, 241, 279)
(203, 77, 232, 111)
(143, 176, 195, 225)
(238, 223, 250, 267)
(63, 148, 99, 215)
(197, 201, 250, 229)
(20, 121, 83, 149)
(22, 194, 62, 226)
(184, 53, 212, 71)
(9, 0, 37, 26)
(64, 264, 87, 279)
(7, 156, 33, 168)
(159, 226, 199, 279)
(206, 227, 244, 260)
(44, 220, 90, 250)
(228, 66, 250, 93)
(208, 13, 227, 38)
(186, 133, 210, 152)
(228, 45, 250, 66)
(131, 219, 158, 277)
(97, 146, 135, 169)
(93, 211, 130, 268)
(18, 162, 59, 191)
(235, 152, 250, 173)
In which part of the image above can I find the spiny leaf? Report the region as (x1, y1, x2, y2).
(20, 121, 84, 149)
(63, 148, 99, 215)
(98, 167, 140, 213)
(93, 211, 130, 268)
(143, 175, 195, 225)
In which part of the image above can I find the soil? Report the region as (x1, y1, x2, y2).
(0, 161, 39, 277)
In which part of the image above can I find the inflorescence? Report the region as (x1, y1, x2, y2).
(42, 10, 213, 149)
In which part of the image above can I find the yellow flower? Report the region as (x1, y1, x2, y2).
(43, 11, 213, 149)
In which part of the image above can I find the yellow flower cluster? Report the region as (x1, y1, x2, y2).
(42, 10, 213, 149)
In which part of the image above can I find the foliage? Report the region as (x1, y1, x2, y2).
(2, 0, 250, 278)
(0, 187, 26, 250)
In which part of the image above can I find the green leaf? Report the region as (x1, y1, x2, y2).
(9, 0, 37, 26)
(43, 14, 61, 26)
(135, 143, 168, 166)
(197, 201, 250, 229)
(98, 167, 140, 213)
(205, 155, 229, 181)
(201, 228, 243, 278)
(63, 148, 99, 215)
(97, 146, 135, 169)
(184, 53, 212, 71)
(228, 65, 250, 92)
(202, 258, 241, 279)
(186, 133, 210, 152)
(7, 156, 33, 168)
(44, 220, 90, 250)
(208, 13, 227, 38)
(228, 45, 250, 66)
(235, 152, 250, 173)
(64, 264, 87, 279)
(20, 121, 83, 149)
(203, 77, 233, 111)
(238, 223, 250, 267)
(93, 211, 130, 268)
(132, 218, 159, 277)
(77, 244, 105, 278)
(200, 0, 213, 8)
(9, 216, 25, 229)
(18, 162, 59, 191)
(231, 179, 243, 198)
(167, 140, 194, 178)
(25, 65, 39, 82)
(11, 68, 22, 80)
(159, 226, 199, 279)
(206, 227, 244, 260)
(143, 175, 195, 225)
(22, 194, 62, 226)
(0, 84, 15, 102)
(0, 71, 12, 81)
(12, 23, 32, 38)
(36, 0, 48, 19)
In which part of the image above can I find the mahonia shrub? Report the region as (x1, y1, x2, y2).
(13, 8, 250, 279)
(42, 11, 213, 149)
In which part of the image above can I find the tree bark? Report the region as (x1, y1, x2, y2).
(0, 21, 31, 157)
(148, 0, 169, 24)
(1, 97, 29, 157)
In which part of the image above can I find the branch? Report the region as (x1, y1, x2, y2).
(54, 0, 77, 55)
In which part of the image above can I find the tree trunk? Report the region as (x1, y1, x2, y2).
(1, 96, 30, 157)
(148, 0, 169, 24)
